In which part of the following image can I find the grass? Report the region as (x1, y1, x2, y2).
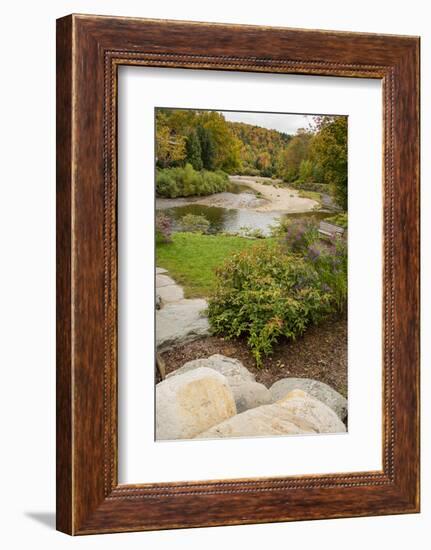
(326, 212, 348, 229)
(297, 190, 322, 204)
(157, 232, 271, 298)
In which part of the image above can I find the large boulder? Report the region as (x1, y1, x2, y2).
(167, 354, 255, 383)
(156, 367, 236, 440)
(166, 355, 270, 412)
(196, 389, 346, 439)
(270, 378, 347, 421)
(232, 381, 272, 413)
(156, 299, 210, 351)
(274, 389, 346, 433)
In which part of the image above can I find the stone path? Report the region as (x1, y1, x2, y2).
(156, 267, 210, 352)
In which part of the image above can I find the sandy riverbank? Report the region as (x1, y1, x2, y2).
(156, 176, 319, 213)
(228, 176, 318, 212)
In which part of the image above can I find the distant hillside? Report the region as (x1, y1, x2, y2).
(155, 109, 348, 209)
(155, 108, 293, 178)
(227, 121, 292, 177)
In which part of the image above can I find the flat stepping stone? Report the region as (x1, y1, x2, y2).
(157, 283, 184, 303)
(156, 299, 210, 352)
(156, 274, 176, 288)
(270, 378, 347, 421)
(156, 267, 168, 275)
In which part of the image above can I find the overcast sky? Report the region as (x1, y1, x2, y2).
(220, 111, 317, 135)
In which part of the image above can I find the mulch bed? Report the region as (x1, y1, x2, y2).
(159, 314, 347, 397)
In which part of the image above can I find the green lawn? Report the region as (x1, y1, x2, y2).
(157, 232, 266, 298)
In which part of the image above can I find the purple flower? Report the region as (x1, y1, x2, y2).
(307, 244, 321, 262)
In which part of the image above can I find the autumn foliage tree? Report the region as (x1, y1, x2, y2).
(309, 116, 348, 210)
(277, 129, 312, 182)
(155, 108, 347, 208)
(156, 109, 241, 173)
(155, 125, 186, 168)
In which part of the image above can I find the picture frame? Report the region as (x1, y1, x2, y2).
(56, 14, 420, 535)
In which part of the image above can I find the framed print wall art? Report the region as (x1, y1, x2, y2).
(56, 14, 420, 535)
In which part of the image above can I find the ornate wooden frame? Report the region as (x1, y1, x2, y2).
(56, 14, 420, 535)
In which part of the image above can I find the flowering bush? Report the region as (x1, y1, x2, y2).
(155, 212, 172, 243)
(208, 243, 333, 366)
(280, 219, 318, 254)
(307, 237, 348, 312)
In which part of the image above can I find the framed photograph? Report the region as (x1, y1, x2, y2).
(56, 14, 420, 534)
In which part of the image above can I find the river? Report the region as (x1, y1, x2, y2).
(156, 178, 333, 236)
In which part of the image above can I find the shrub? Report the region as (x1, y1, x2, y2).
(297, 190, 322, 204)
(280, 219, 318, 254)
(156, 164, 229, 198)
(208, 244, 333, 366)
(156, 170, 179, 198)
(326, 212, 348, 229)
(179, 213, 210, 233)
(239, 166, 260, 177)
(289, 180, 329, 194)
(239, 226, 265, 239)
(306, 237, 348, 312)
(155, 212, 172, 243)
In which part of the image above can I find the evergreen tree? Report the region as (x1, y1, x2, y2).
(197, 125, 215, 170)
(185, 130, 203, 170)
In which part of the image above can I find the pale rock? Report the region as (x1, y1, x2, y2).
(196, 389, 345, 439)
(231, 381, 272, 413)
(156, 367, 236, 440)
(156, 274, 176, 288)
(156, 299, 209, 351)
(275, 389, 346, 433)
(167, 354, 255, 383)
(166, 355, 267, 412)
(270, 378, 347, 421)
(156, 267, 168, 275)
(196, 403, 313, 439)
(157, 283, 184, 303)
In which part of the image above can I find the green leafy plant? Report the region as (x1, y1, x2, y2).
(239, 226, 266, 239)
(297, 190, 322, 204)
(208, 244, 333, 366)
(156, 164, 229, 198)
(288, 180, 329, 193)
(326, 212, 348, 229)
(280, 219, 318, 254)
(306, 237, 348, 312)
(179, 213, 210, 234)
(155, 212, 173, 243)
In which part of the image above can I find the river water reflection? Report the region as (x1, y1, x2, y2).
(157, 202, 332, 236)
